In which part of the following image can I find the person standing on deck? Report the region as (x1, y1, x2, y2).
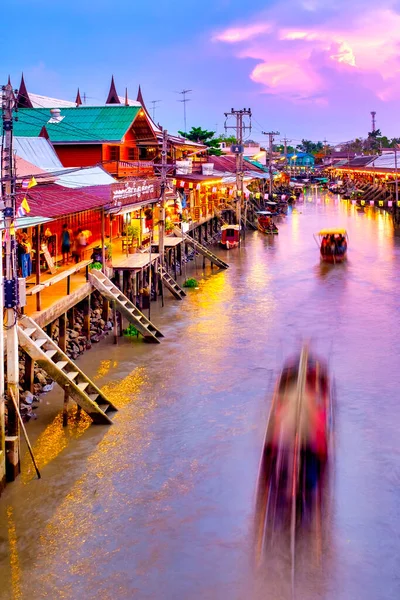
(74, 228, 87, 263)
(61, 223, 72, 265)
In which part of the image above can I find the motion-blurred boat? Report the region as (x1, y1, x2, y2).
(254, 346, 334, 558)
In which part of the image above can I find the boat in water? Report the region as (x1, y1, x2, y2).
(315, 228, 348, 263)
(220, 224, 240, 249)
(257, 211, 279, 235)
(254, 345, 334, 558)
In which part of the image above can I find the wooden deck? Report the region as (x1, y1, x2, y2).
(112, 252, 160, 270)
(151, 237, 182, 248)
(25, 275, 91, 328)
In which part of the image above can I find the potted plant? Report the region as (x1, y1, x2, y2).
(127, 223, 140, 253)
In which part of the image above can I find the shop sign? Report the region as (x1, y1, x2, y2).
(111, 179, 160, 205)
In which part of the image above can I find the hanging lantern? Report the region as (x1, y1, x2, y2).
(397, 201, 400, 207)
(237, 190, 242, 196)
(388, 201, 393, 207)
(172, 178, 177, 185)
(196, 183, 201, 190)
(255, 192, 261, 199)
(221, 187, 226, 194)
(179, 180, 185, 187)
(229, 189, 233, 196)
(212, 186, 217, 193)
(370, 200, 374, 206)
(351, 200, 356, 205)
(245, 192, 250, 198)
(379, 200, 384, 207)
(361, 200, 365, 206)
(189, 183, 193, 189)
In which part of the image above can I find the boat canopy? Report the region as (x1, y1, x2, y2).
(317, 228, 347, 236)
(221, 224, 240, 231)
(256, 211, 273, 216)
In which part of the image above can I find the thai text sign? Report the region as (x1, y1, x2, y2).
(111, 179, 160, 205)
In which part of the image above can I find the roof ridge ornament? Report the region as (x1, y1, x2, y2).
(106, 75, 120, 104)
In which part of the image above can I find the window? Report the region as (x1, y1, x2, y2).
(127, 147, 136, 161)
(139, 147, 148, 160)
(109, 146, 119, 161)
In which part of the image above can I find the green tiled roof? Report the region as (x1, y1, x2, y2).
(245, 158, 268, 172)
(13, 106, 141, 142)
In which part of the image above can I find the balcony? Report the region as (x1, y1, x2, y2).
(104, 160, 155, 179)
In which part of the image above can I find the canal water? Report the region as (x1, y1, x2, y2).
(1, 193, 400, 600)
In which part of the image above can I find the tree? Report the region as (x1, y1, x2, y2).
(296, 139, 324, 154)
(178, 126, 223, 155)
(274, 144, 295, 154)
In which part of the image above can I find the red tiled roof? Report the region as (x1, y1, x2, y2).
(24, 184, 110, 219)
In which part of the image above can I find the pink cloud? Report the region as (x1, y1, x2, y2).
(213, 1, 400, 104)
(213, 23, 271, 43)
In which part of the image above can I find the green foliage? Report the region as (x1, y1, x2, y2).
(183, 278, 199, 288)
(123, 324, 139, 337)
(127, 223, 140, 239)
(178, 126, 223, 156)
(89, 262, 102, 270)
(296, 140, 324, 154)
(274, 144, 296, 154)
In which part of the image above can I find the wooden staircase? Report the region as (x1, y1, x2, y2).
(89, 270, 163, 343)
(173, 227, 229, 269)
(17, 316, 117, 424)
(157, 265, 186, 300)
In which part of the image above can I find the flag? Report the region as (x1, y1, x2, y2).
(21, 197, 31, 213)
(16, 197, 31, 218)
(27, 177, 37, 189)
(22, 180, 29, 190)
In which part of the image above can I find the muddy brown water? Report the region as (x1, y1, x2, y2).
(1, 193, 399, 599)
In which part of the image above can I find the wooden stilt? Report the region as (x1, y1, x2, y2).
(59, 313, 67, 353)
(24, 354, 34, 393)
(35, 225, 41, 312)
(102, 297, 109, 323)
(68, 307, 75, 329)
(113, 302, 118, 345)
(63, 384, 70, 427)
(83, 293, 91, 342)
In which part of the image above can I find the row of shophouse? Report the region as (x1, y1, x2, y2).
(4, 75, 270, 316)
(0, 75, 272, 489)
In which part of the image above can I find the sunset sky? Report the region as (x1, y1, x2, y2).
(2, 0, 400, 145)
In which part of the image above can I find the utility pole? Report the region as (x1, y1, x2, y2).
(282, 136, 292, 170)
(371, 111, 376, 132)
(176, 90, 192, 134)
(263, 131, 280, 196)
(224, 108, 252, 237)
(158, 129, 168, 265)
(1, 81, 20, 482)
(150, 100, 161, 122)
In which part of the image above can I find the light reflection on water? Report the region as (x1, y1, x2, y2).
(1, 194, 400, 600)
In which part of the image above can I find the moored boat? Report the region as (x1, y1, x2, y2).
(220, 224, 240, 249)
(256, 211, 278, 235)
